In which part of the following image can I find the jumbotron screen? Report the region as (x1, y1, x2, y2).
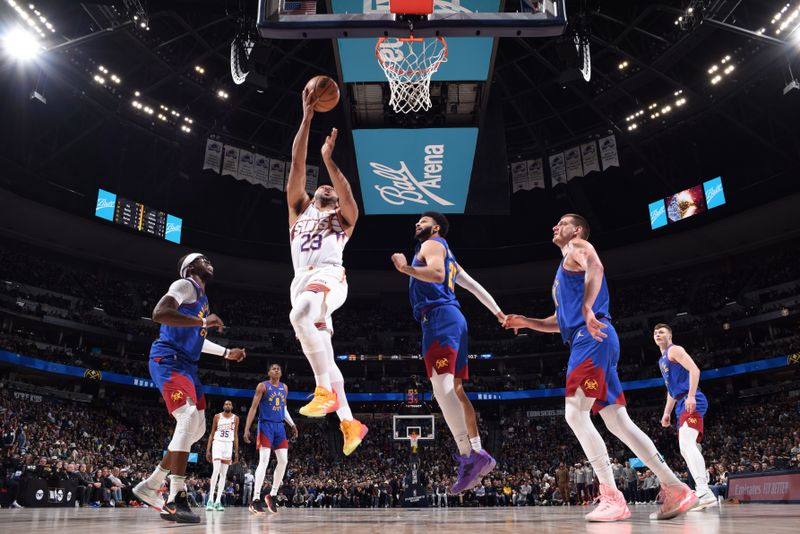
(649, 177, 726, 230)
(95, 188, 182, 244)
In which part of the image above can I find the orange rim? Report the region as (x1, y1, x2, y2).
(375, 36, 448, 76)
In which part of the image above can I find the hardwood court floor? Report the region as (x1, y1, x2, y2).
(2, 504, 799, 533)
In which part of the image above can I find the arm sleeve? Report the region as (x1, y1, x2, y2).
(455, 269, 501, 315)
(165, 279, 197, 306)
(284, 410, 295, 427)
(201, 339, 227, 356)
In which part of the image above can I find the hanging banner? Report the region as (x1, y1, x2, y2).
(237, 150, 255, 184)
(565, 146, 583, 181)
(202, 138, 223, 173)
(306, 165, 320, 193)
(527, 158, 545, 189)
(221, 145, 240, 178)
(268, 159, 286, 191)
(599, 134, 620, 170)
(581, 141, 600, 174)
(253, 153, 270, 188)
(511, 161, 529, 192)
(549, 152, 567, 186)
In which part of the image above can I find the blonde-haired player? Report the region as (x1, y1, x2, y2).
(285, 88, 367, 455)
(205, 400, 238, 511)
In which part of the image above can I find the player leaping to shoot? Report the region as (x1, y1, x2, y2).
(286, 88, 367, 455)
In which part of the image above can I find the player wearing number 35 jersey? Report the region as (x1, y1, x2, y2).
(284, 88, 367, 456)
(205, 400, 238, 511)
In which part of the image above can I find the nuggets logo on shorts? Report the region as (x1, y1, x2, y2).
(583, 378, 599, 391)
(435, 358, 449, 370)
(171, 390, 185, 402)
(688, 417, 697, 424)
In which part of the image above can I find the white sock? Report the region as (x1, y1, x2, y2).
(679, 424, 709, 492)
(599, 404, 680, 486)
(430, 371, 471, 456)
(253, 447, 270, 500)
(145, 465, 169, 490)
(290, 293, 331, 390)
(168, 475, 185, 502)
(215, 463, 229, 503)
(270, 449, 288, 496)
(564, 396, 616, 488)
(208, 460, 221, 502)
(319, 330, 353, 421)
(469, 436, 482, 452)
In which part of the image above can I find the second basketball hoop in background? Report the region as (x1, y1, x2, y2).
(305, 75, 340, 112)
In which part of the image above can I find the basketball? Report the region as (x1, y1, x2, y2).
(306, 75, 340, 112)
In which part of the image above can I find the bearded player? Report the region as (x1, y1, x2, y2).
(503, 215, 698, 521)
(391, 212, 504, 494)
(133, 253, 246, 524)
(244, 364, 297, 515)
(654, 323, 717, 510)
(205, 400, 238, 511)
(286, 88, 367, 455)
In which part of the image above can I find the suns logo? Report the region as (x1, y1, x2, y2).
(583, 378, 599, 391)
(171, 391, 185, 402)
(434, 358, 449, 370)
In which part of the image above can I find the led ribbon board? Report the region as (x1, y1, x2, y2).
(332, 0, 500, 82)
(352, 127, 478, 214)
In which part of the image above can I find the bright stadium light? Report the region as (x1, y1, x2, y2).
(2, 26, 41, 60)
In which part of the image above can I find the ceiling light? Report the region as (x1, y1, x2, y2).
(2, 26, 41, 60)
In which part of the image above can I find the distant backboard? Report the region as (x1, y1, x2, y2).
(257, 0, 567, 39)
(393, 414, 435, 441)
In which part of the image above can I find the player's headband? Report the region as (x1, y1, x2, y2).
(180, 252, 205, 278)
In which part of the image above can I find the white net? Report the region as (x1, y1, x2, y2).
(376, 37, 448, 114)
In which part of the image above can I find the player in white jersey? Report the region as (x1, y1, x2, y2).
(286, 88, 367, 455)
(205, 400, 238, 511)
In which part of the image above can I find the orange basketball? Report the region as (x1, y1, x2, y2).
(306, 75, 340, 112)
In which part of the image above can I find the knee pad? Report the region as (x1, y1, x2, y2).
(190, 409, 206, 443)
(275, 448, 288, 467)
(564, 398, 588, 430)
(430, 372, 455, 397)
(168, 403, 199, 452)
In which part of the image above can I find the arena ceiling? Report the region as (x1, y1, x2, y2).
(0, 0, 798, 268)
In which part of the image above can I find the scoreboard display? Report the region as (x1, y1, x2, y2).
(95, 189, 182, 244)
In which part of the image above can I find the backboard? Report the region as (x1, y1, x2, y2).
(257, 0, 567, 39)
(393, 414, 435, 441)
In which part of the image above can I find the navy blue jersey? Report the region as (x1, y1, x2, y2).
(552, 260, 611, 345)
(409, 237, 460, 322)
(659, 345, 699, 399)
(259, 381, 287, 424)
(150, 278, 209, 363)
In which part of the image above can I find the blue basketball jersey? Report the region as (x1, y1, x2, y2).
(658, 345, 697, 399)
(150, 278, 210, 363)
(259, 381, 287, 424)
(409, 237, 460, 322)
(552, 260, 611, 345)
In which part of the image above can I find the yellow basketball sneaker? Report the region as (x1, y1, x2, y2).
(298, 386, 339, 417)
(341, 419, 369, 456)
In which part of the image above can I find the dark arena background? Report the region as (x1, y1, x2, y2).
(1, 1, 800, 533)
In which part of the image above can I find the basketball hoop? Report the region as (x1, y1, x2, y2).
(376, 35, 448, 114)
(409, 431, 419, 454)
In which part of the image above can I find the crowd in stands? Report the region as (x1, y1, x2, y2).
(2, 375, 799, 509)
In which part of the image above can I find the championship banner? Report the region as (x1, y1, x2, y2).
(237, 150, 256, 184)
(333, 0, 500, 83)
(202, 138, 223, 173)
(305, 164, 319, 193)
(581, 141, 600, 174)
(353, 128, 478, 214)
(253, 154, 270, 188)
(510, 161, 529, 192)
(565, 146, 583, 181)
(549, 152, 567, 186)
(599, 134, 620, 170)
(527, 158, 545, 189)
(268, 159, 286, 191)
(221, 145, 240, 177)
